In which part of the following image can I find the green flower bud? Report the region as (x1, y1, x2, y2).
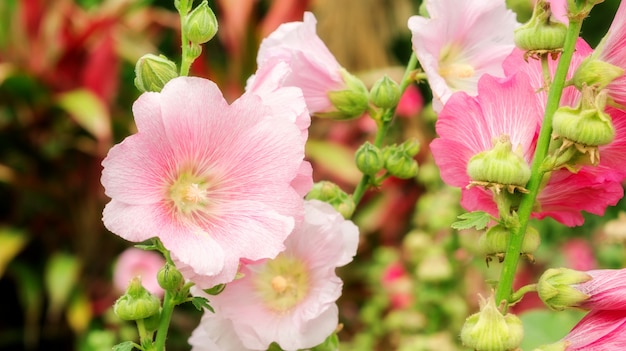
(553, 106, 615, 147)
(305, 181, 355, 218)
(113, 277, 161, 321)
(400, 138, 420, 157)
(506, 0, 534, 22)
(478, 224, 540, 259)
(157, 263, 184, 291)
(514, 0, 567, 52)
(467, 135, 531, 190)
(184, 0, 218, 45)
(326, 69, 369, 120)
(384, 148, 419, 179)
(370, 75, 401, 109)
(461, 295, 524, 351)
(355, 142, 385, 175)
(134, 54, 178, 93)
(573, 58, 624, 91)
(537, 267, 592, 311)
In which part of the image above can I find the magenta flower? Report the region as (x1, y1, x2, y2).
(101, 76, 310, 287)
(113, 247, 165, 297)
(408, 0, 518, 111)
(254, 12, 347, 114)
(539, 309, 626, 350)
(188, 200, 359, 351)
(574, 269, 626, 311)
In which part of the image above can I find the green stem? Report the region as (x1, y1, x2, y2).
(153, 290, 176, 351)
(351, 53, 418, 206)
(494, 19, 584, 307)
(177, 0, 193, 76)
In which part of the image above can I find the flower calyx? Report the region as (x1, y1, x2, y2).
(305, 181, 356, 219)
(551, 86, 615, 166)
(134, 54, 178, 93)
(478, 224, 540, 265)
(324, 69, 370, 120)
(514, 0, 567, 60)
(537, 267, 592, 311)
(461, 294, 524, 351)
(184, 0, 218, 45)
(467, 135, 531, 195)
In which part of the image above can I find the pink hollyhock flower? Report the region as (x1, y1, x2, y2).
(188, 200, 359, 351)
(254, 12, 348, 114)
(101, 76, 310, 288)
(537, 309, 626, 350)
(113, 248, 165, 297)
(591, 0, 626, 108)
(408, 0, 518, 112)
(573, 269, 626, 311)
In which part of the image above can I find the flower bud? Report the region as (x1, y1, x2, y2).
(384, 148, 419, 179)
(514, 0, 567, 52)
(461, 295, 524, 351)
(537, 267, 592, 311)
(370, 75, 401, 109)
(572, 58, 624, 91)
(478, 224, 540, 261)
(113, 277, 161, 321)
(400, 138, 420, 157)
(134, 54, 179, 93)
(326, 69, 369, 120)
(355, 142, 385, 175)
(305, 181, 356, 218)
(157, 263, 184, 291)
(184, 0, 218, 45)
(467, 135, 531, 192)
(552, 89, 615, 147)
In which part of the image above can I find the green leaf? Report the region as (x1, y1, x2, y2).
(0, 227, 28, 278)
(451, 211, 491, 230)
(44, 252, 81, 320)
(191, 296, 213, 312)
(519, 309, 585, 350)
(203, 283, 225, 295)
(56, 89, 111, 141)
(112, 341, 136, 351)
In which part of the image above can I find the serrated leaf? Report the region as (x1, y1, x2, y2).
(112, 341, 136, 351)
(451, 211, 491, 230)
(191, 296, 213, 312)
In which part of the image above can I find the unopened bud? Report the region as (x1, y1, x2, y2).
(184, 0, 218, 45)
(355, 142, 385, 175)
(370, 75, 401, 109)
(537, 268, 592, 311)
(157, 263, 184, 291)
(461, 295, 524, 351)
(384, 148, 419, 179)
(400, 138, 420, 157)
(306, 181, 355, 218)
(467, 135, 530, 190)
(326, 69, 369, 120)
(113, 277, 161, 321)
(514, 0, 567, 52)
(573, 58, 624, 91)
(134, 54, 178, 93)
(478, 224, 540, 260)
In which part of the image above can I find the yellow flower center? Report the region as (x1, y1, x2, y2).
(254, 255, 309, 313)
(438, 44, 475, 90)
(168, 171, 210, 215)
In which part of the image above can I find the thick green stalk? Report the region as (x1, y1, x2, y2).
(153, 290, 175, 351)
(352, 53, 418, 205)
(494, 19, 584, 306)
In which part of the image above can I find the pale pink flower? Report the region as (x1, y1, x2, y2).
(255, 12, 346, 114)
(540, 309, 626, 350)
(408, 0, 518, 112)
(188, 200, 359, 351)
(113, 247, 165, 297)
(101, 76, 310, 288)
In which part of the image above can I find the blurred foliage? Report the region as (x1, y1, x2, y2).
(0, 0, 624, 350)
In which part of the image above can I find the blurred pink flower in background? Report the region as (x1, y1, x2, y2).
(408, 0, 518, 112)
(188, 200, 359, 351)
(255, 12, 347, 114)
(381, 262, 413, 309)
(101, 76, 310, 288)
(113, 248, 165, 297)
